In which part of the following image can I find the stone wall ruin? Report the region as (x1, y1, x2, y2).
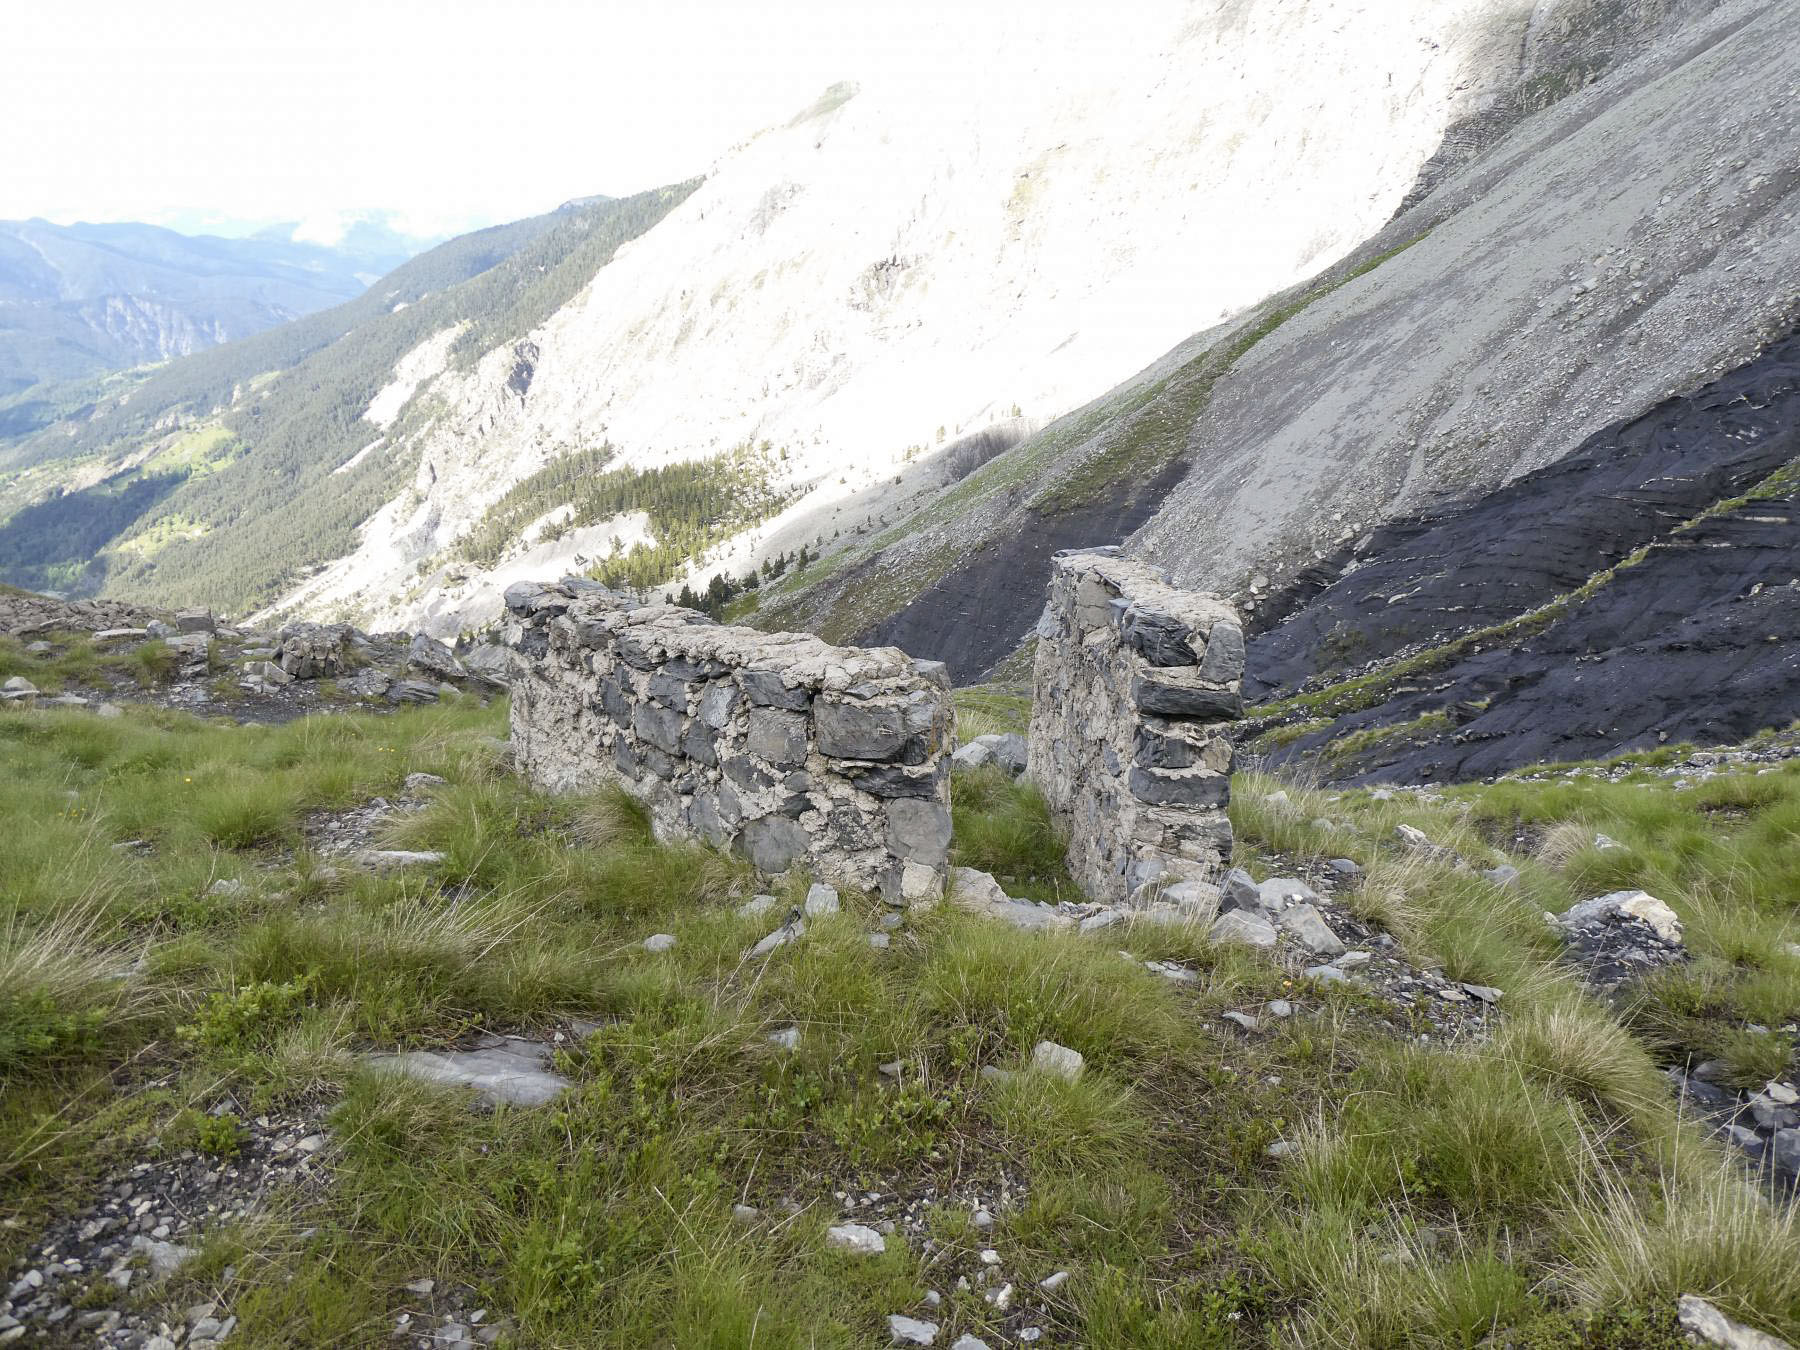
(504, 580, 954, 903)
(1028, 547, 1244, 906)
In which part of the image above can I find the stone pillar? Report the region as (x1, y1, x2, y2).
(503, 580, 953, 904)
(1028, 547, 1243, 905)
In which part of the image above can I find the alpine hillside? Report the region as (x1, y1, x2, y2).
(0, 0, 1666, 636)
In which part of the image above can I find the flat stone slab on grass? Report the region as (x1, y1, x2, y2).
(889, 1314, 940, 1345)
(358, 849, 448, 870)
(950, 866, 1072, 932)
(1031, 1040, 1084, 1082)
(825, 1223, 886, 1255)
(366, 1035, 570, 1107)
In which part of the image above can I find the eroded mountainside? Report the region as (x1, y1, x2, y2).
(2, 0, 1792, 784)
(1243, 333, 1800, 779)
(762, 0, 1798, 777)
(4, 0, 1670, 636)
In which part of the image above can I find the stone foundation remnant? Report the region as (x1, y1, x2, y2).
(1029, 547, 1244, 906)
(504, 580, 954, 902)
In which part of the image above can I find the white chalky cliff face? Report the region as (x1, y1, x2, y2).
(281, 0, 1545, 633)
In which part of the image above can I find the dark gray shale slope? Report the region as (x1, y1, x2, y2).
(1247, 328, 1800, 697)
(1246, 330, 1800, 781)
(763, 0, 1800, 715)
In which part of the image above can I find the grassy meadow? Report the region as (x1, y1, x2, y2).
(2, 691, 1798, 1346)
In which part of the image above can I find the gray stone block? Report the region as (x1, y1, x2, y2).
(1195, 621, 1245, 682)
(698, 680, 741, 729)
(741, 669, 812, 709)
(1130, 675, 1243, 720)
(1120, 605, 1198, 666)
(681, 721, 719, 766)
(722, 756, 774, 792)
(735, 816, 810, 873)
(847, 762, 947, 799)
(647, 671, 696, 709)
(1128, 766, 1229, 808)
(600, 674, 633, 725)
(913, 659, 952, 690)
(747, 708, 809, 766)
(885, 798, 952, 864)
(632, 702, 684, 755)
(689, 794, 727, 845)
(816, 698, 908, 761)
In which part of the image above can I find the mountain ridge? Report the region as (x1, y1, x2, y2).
(0, 216, 432, 400)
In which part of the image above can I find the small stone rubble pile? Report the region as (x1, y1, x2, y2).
(248, 623, 506, 705)
(0, 587, 510, 721)
(504, 579, 955, 903)
(1029, 548, 1244, 906)
(1669, 1063, 1800, 1189)
(780, 1152, 1060, 1345)
(947, 843, 1499, 1044)
(0, 591, 160, 637)
(0, 1106, 329, 1347)
(388, 1282, 514, 1350)
(297, 772, 448, 863)
(1509, 734, 1800, 787)
(1549, 889, 1688, 991)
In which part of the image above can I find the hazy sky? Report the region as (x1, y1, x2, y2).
(3, 0, 994, 239)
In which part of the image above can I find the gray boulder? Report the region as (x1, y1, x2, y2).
(1676, 1295, 1792, 1350)
(1258, 877, 1318, 911)
(1278, 903, 1346, 957)
(976, 733, 1029, 776)
(462, 643, 514, 688)
(888, 1315, 940, 1346)
(1209, 909, 1277, 948)
(824, 1223, 885, 1255)
(951, 741, 994, 771)
(366, 1036, 570, 1108)
(1031, 1040, 1084, 1082)
(1219, 868, 1264, 913)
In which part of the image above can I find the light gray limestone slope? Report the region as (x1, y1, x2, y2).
(274, 0, 1576, 634)
(763, 0, 1797, 674)
(1136, 0, 1800, 606)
